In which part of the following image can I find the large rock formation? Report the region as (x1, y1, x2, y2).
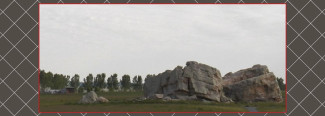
(222, 64, 283, 102)
(144, 61, 230, 102)
(143, 62, 283, 103)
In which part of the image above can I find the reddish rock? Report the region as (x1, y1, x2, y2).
(223, 65, 283, 102)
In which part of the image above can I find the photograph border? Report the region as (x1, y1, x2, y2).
(38, 3, 287, 114)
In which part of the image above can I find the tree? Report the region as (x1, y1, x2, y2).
(121, 74, 131, 91)
(110, 73, 119, 90)
(70, 74, 80, 93)
(64, 75, 70, 87)
(132, 75, 143, 91)
(40, 70, 45, 88)
(276, 77, 285, 91)
(94, 73, 106, 92)
(132, 76, 137, 89)
(137, 75, 143, 90)
(84, 74, 94, 92)
(40, 70, 71, 90)
(52, 74, 69, 89)
(40, 70, 52, 89)
(45, 71, 54, 88)
(107, 77, 113, 90)
(78, 87, 84, 93)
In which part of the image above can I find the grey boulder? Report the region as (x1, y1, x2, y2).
(144, 61, 228, 102)
(79, 91, 98, 104)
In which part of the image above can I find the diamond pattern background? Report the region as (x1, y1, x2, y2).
(0, 0, 324, 116)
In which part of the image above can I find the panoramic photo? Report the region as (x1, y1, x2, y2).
(39, 5, 286, 112)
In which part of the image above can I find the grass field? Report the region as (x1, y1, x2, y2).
(40, 91, 285, 112)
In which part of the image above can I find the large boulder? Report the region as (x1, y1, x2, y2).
(223, 65, 283, 102)
(79, 91, 98, 104)
(182, 61, 225, 101)
(143, 73, 164, 97)
(144, 61, 229, 102)
(143, 62, 282, 103)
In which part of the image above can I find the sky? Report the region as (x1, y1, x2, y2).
(40, 5, 285, 82)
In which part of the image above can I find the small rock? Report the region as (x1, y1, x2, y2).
(97, 96, 109, 103)
(149, 94, 164, 99)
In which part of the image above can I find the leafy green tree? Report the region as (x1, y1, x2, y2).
(276, 77, 285, 91)
(84, 74, 94, 92)
(52, 74, 69, 89)
(40, 70, 71, 90)
(40, 70, 53, 89)
(132, 75, 143, 91)
(45, 71, 54, 88)
(66, 75, 70, 88)
(94, 73, 106, 92)
(64, 75, 70, 87)
(137, 75, 143, 90)
(121, 74, 131, 91)
(132, 76, 137, 89)
(40, 70, 46, 88)
(78, 87, 84, 93)
(70, 74, 80, 93)
(107, 76, 113, 90)
(52, 74, 59, 89)
(110, 73, 119, 90)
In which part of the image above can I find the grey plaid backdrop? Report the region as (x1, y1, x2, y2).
(0, 0, 324, 116)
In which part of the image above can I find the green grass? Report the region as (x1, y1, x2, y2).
(40, 91, 285, 112)
(254, 91, 286, 112)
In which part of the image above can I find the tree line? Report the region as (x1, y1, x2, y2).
(40, 70, 143, 93)
(40, 70, 286, 93)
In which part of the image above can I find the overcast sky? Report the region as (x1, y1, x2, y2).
(40, 5, 285, 81)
